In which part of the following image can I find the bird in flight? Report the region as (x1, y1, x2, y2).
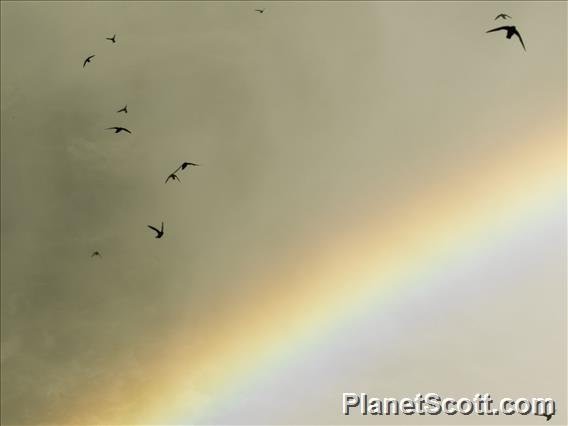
(165, 173, 181, 184)
(148, 222, 164, 239)
(536, 412, 554, 421)
(83, 55, 95, 67)
(170, 162, 199, 176)
(180, 162, 200, 171)
(486, 26, 526, 51)
(255, 8, 265, 13)
(106, 126, 132, 134)
(117, 105, 128, 114)
(91, 251, 101, 258)
(494, 13, 511, 20)
(106, 34, 117, 43)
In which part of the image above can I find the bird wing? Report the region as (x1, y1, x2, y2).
(181, 162, 199, 170)
(513, 29, 526, 51)
(505, 14, 511, 18)
(123, 128, 132, 133)
(486, 26, 508, 33)
(106, 127, 117, 130)
(160, 222, 164, 232)
(148, 225, 160, 234)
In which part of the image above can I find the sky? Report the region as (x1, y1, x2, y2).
(0, 1, 566, 425)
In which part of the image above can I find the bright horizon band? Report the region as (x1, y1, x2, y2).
(343, 392, 557, 419)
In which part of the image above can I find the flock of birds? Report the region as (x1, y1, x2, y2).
(86, 8, 269, 258)
(48, 7, 561, 423)
(85, 8, 526, 259)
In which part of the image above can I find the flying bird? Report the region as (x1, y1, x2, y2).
(170, 162, 199, 175)
(106, 126, 132, 134)
(165, 173, 181, 184)
(255, 9, 265, 13)
(147, 222, 164, 239)
(486, 25, 526, 51)
(83, 55, 95, 67)
(494, 13, 511, 20)
(180, 162, 200, 171)
(106, 34, 116, 43)
(117, 105, 128, 114)
(536, 413, 553, 421)
(91, 251, 101, 258)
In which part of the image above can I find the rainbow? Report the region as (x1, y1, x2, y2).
(65, 124, 564, 424)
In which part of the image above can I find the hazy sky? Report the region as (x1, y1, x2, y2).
(1, 1, 566, 425)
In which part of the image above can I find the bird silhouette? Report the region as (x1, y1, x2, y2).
(165, 173, 181, 184)
(180, 162, 199, 171)
(170, 162, 199, 176)
(495, 13, 511, 20)
(537, 413, 554, 422)
(117, 105, 128, 114)
(83, 55, 95, 67)
(147, 222, 164, 238)
(255, 9, 265, 13)
(106, 126, 132, 134)
(106, 34, 116, 43)
(91, 251, 101, 258)
(486, 25, 526, 51)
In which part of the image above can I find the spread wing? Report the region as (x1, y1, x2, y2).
(181, 162, 200, 170)
(83, 55, 95, 67)
(513, 29, 526, 51)
(122, 128, 132, 133)
(165, 174, 180, 183)
(486, 26, 508, 33)
(148, 225, 160, 235)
